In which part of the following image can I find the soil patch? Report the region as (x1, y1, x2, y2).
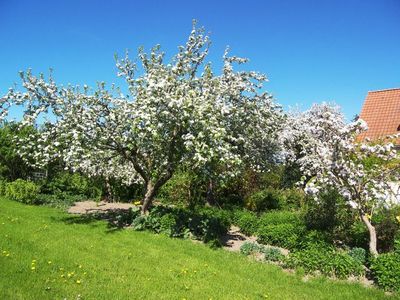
(68, 201, 136, 214)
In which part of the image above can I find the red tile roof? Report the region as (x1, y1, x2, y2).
(358, 88, 400, 143)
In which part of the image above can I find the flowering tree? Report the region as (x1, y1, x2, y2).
(282, 103, 400, 256)
(0, 23, 282, 214)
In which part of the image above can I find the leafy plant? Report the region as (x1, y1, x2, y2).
(370, 252, 400, 292)
(347, 247, 366, 265)
(36, 193, 86, 209)
(256, 211, 305, 249)
(240, 242, 262, 256)
(257, 223, 304, 249)
(130, 205, 230, 246)
(5, 179, 39, 204)
(285, 245, 364, 279)
(43, 172, 101, 200)
(262, 246, 284, 262)
(245, 188, 283, 212)
(0, 178, 7, 196)
(234, 210, 259, 236)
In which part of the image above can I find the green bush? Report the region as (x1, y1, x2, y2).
(258, 210, 301, 227)
(130, 205, 230, 245)
(159, 214, 178, 237)
(240, 241, 262, 256)
(0, 179, 7, 196)
(5, 179, 39, 204)
(280, 188, 304, 210)
(233, 210, 259, 236)
(295, 230, 333, 250)
(370, 252, 400, 292)
(36, 193, 86, 209)
(285, 245, 364, 279)
(348, 247, 367, 265)
(256, 211, 306, 249)
(257, 223, 305, 249)
(44, 172, 102, 200)
(373, 206, 400, 252)
(245, 188, 283, 212)
(158, 170, 204, 206)
(262, 246, 284, 262)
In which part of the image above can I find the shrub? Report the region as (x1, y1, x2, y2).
(348, 247, 367, 265)
(234, 210, 259, 236)
(257, 223, 305, 249)
(159, 214, 178, 237)
(370, 252, 400, 292)
(0, 179, 7, 196)
(258, 210, 301, 227)
(240, 242, 262, 256)
(347, 221, 369, 249)
(373, 206, 400, 253)
(244, 188, 283, 212)
(130, 205, 230, 245)
(158, 170, 204, 206)
(44, 172, 102, 200)
(5, 179, 39, 204)
(256, 211, 306, 249)
(285, 245, 364, 279)
(262, 246, 284, 262)
(36, 193, 86, 209)
(295, 230, 332, 250)
(280, 188, 304, 210)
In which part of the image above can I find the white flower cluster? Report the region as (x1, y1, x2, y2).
(281, 103, 400, 214)
(0, 23, 282, 200)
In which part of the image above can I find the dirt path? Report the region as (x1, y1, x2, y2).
(68, 201, 136, 214)
(221, 225, 258, 252)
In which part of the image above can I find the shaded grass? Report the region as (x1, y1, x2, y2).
(0, 198, 397, 300)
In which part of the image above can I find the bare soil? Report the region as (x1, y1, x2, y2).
(68, 200, 136, 214)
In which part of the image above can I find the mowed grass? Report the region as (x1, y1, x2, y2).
(0, 198, 398, 300)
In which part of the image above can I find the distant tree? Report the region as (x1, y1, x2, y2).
(0, 23, 282, 214)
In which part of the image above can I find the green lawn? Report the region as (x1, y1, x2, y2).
(0, 198, 397, 300)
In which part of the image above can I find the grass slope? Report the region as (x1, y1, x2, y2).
(0, 198, 397, 300)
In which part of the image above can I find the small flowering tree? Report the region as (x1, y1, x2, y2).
(0, 23, 282, 214)
(283, 103, 400, 256)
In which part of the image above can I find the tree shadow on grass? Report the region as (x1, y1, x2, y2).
(55, 208, 137, 233)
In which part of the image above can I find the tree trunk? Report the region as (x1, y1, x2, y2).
(141, 181, 156, 215)
(206, 179, 216, 207)
(104, 176, 113, 202)
(360, 213, 378, 257)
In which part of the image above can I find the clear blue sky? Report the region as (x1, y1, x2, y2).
(1, 0, 399, 120)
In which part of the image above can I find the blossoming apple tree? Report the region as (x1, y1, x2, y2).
(0, 24, 282, 214)
(282, 103, 400, 256)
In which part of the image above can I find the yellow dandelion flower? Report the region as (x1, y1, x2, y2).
(396, 215, 400, 223)
(78, 265, 82, 269)
(48, 261, 52, 264)
(31, 267, 36, 270)
(76, 279, 81, 284)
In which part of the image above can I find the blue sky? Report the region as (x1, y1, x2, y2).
(0, 0, 399, 120)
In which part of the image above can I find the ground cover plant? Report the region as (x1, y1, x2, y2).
(1, 198, 397, 300)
